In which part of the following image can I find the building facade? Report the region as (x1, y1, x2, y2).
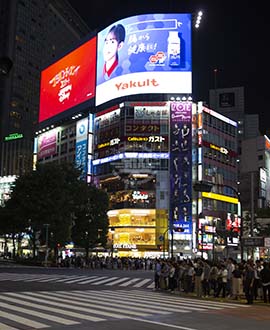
(35, 100, 240, 259)
(0, 0, 90, 177)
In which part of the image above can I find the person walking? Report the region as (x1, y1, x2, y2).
(194, 260, 204, 298)
(260, 262, 270, 303)
(215, 264, 228, 298)
(154, 259, 161, 290)
(243, 262, 255, 304)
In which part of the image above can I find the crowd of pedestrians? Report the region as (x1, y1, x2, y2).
(57, 254, 270, 304)
(57, 255, 155, 271)
(153, 257, 270, 304)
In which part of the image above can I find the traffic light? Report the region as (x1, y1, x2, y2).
(173, 227, 185, 232)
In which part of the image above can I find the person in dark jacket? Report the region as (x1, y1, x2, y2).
(260, 262, 270, 303)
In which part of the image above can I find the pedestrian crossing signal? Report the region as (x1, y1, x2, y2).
(173, 227, 185, 232)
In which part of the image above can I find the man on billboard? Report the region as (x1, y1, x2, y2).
(103, 24, 126, 80)
(96, 13, 192, 106)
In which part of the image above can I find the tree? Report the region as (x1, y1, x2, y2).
(1, 163, 106, 259)
(71, 183, 109, 257)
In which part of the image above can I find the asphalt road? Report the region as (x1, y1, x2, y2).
(0, 262, 270, 330)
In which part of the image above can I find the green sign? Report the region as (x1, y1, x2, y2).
(4, 133, 23, 141)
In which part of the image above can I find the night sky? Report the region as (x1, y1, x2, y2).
(67, 0, 269, 134)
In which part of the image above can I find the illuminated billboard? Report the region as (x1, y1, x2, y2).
(37, 128, 59, 160)
(96, 13, 192, 106)
(39, 37, 96, 123)
(169, 101, 192, 233)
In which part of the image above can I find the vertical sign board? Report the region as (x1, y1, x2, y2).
(76, 118, 88, 180)
(170, 101, 192, 234)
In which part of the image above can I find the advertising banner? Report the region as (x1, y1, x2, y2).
(75, 118, 89, 179)
(96, 13, 192, 106)
(37, 128, 58, 159)
(169, 101, 192, 234)
(39, 37, 96, 123)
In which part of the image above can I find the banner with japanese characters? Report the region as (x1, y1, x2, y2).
(169, 101, 192, 234)
(96, 13, 192, 106)
(39, 37, 96, 123)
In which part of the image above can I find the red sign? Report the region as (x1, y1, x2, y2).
(39, 37, 96, 123)
(226, 213, 241, 232)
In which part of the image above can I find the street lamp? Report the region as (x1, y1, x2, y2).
(110, 227, 115, 258)
(0, 56, 13, 76)
(43, 224, 50, 267)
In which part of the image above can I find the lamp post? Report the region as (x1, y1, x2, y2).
(43, 224, 50, 267)
(0, 56, 13, 76)
(110, 227, 115, 258)
(161, 227, 170, 259)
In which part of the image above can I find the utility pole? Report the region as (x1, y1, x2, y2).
(43, 224, 50, 267)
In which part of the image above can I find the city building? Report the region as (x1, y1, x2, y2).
(195, 102, 240, 259)
(0, 0, 90, 177)
(240, 135, 270, 211)
(34, 12, 242, 259)
(209, 87, 260, 155)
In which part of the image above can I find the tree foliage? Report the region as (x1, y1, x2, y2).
(0, 163, 109, 258)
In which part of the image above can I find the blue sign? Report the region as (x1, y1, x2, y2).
(96, 13, 192, 105)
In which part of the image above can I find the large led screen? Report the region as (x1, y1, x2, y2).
(96, 13, 192, 106)
(39, 37, 96, 123)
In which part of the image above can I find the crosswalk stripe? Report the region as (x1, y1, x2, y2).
(133, 278, 152, 287)
(0, 299, 78, 326)
(23, 275, 52, 282)
(105, 277, 130, 286)
(54, 275, 82, 282)
(79, 290, 191, 313)
(119, 278, 142, 287)
(6, 292, 129, 320)
(0, 273, 156, 288)
(0, 309, 47, 329)
(130, 290, 250, 308)
(36, 276, 64, 282)
(78, 276, 107, 284)
(100, 290, 215, 312)
(35, 291, 152, 317)
(0, 288, 248, 330)
(0, 322, 18, 330)
(1, 293, 105, 322)
(147, 281, 155, 288)
(63, 276, 92, 284)
(52, 290, 170, 315)
(91, 276, 119, 285)
(67, 290, 172, 315)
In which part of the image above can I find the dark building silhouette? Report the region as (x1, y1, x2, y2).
(0, 0, 90, 176)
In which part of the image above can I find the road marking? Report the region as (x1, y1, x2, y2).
(130, 317, 198, 330)
(78, 276, 106, 284)
(133, 278, 152, 287)
(81, 290, 190, 313)
(91, 276, 119, 285)
(131, 290, 250, 308)
(63, 276, 92, 284)
(1, 293, 105, 322)
(0, 309, 47, 329)
(0, 322, 18, 330)
(105, 277, 130, 286)
(34, 291, 153, 317)
(55, 275, 83, 282)
(119, 277, 143, 286)
(7, 292, 129, 320)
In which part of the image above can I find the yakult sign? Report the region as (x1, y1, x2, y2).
(96, 13, 192, 106)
